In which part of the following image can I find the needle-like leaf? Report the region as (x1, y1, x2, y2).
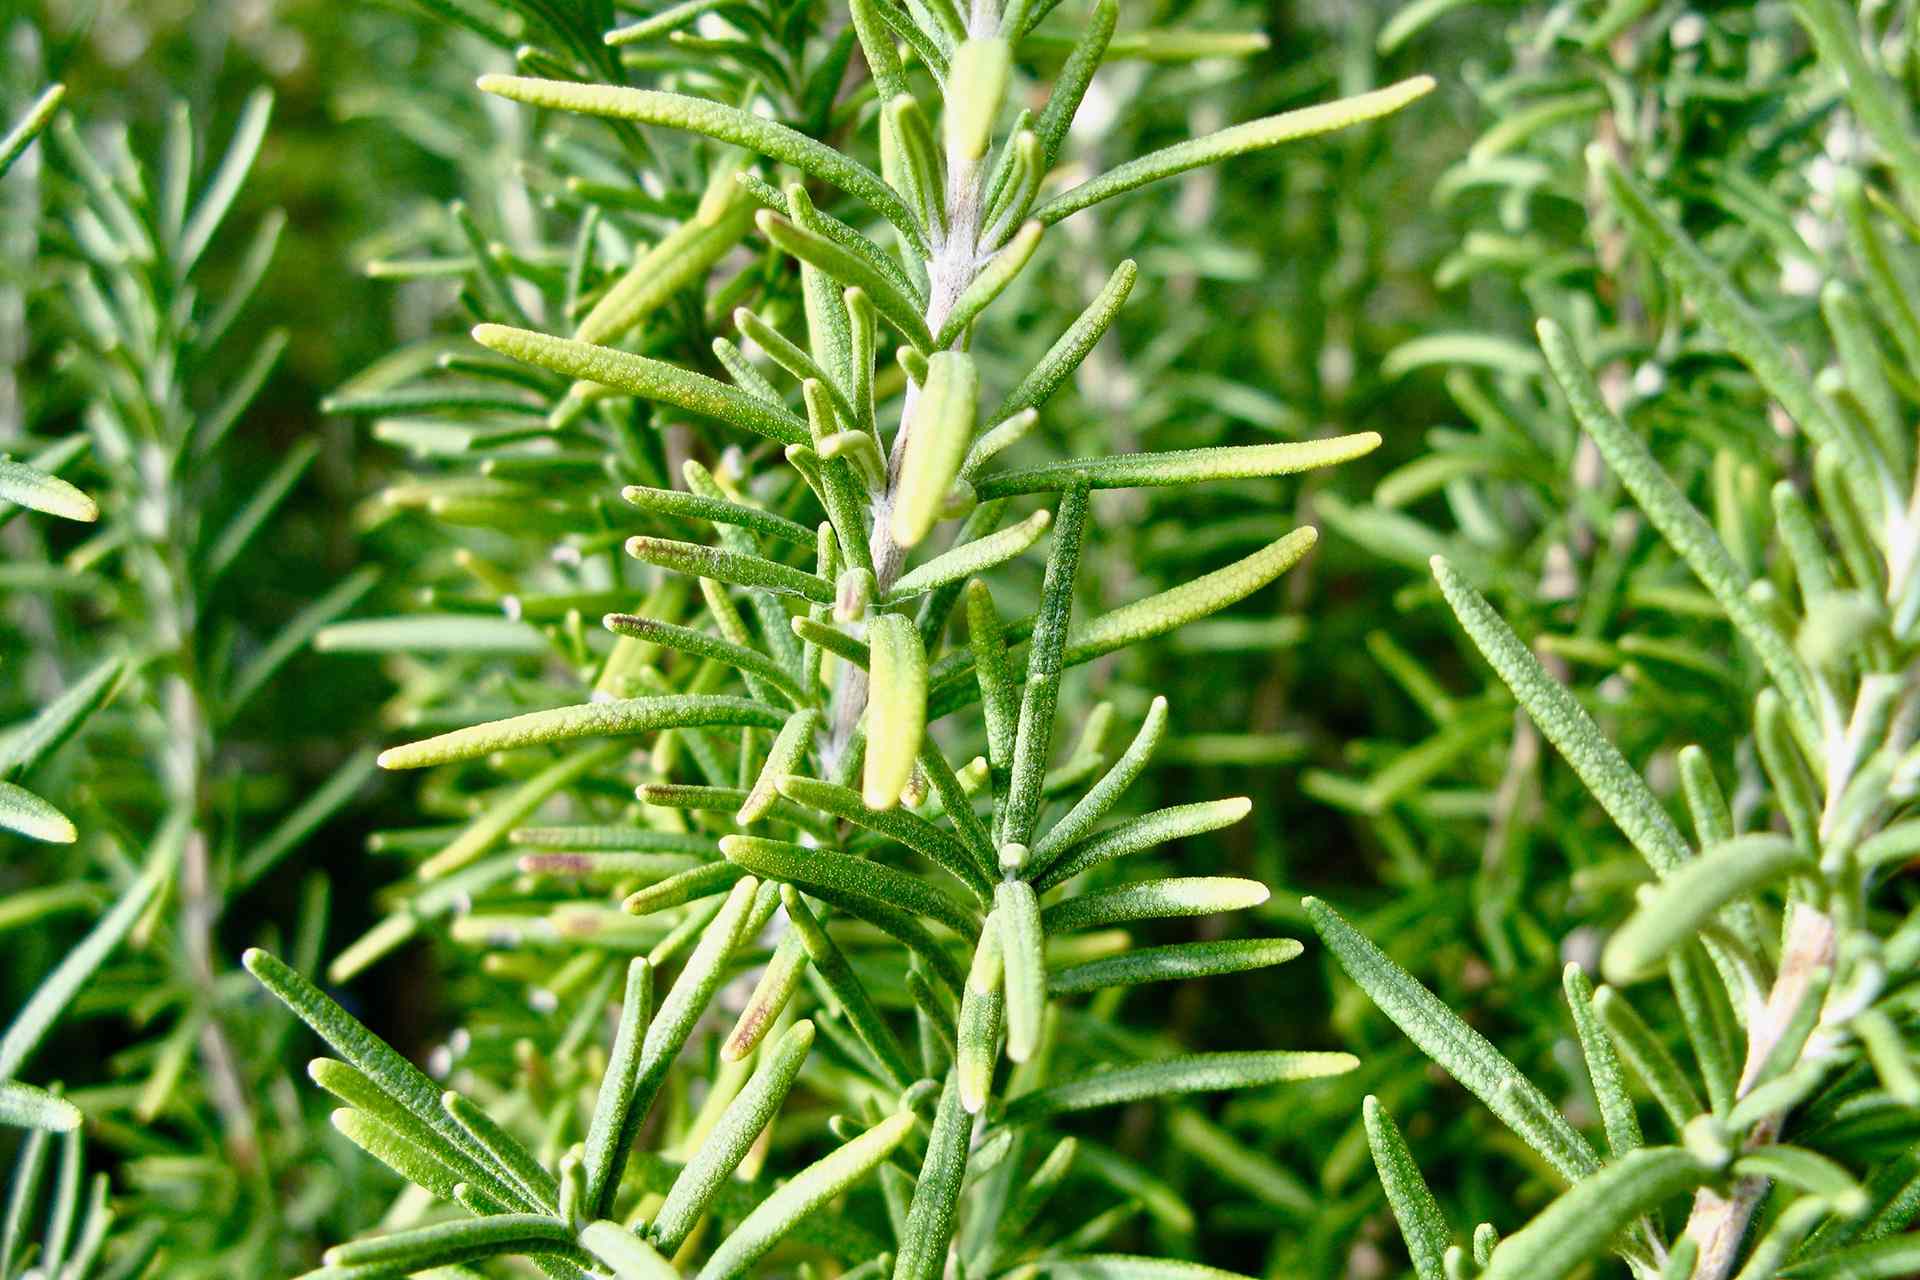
(975, 436, 1381, 498)
(1430, 557, 1691, 876)
(477, 77, 928, 256)
(651, 1018, 817, 1251)
(377, 695, 784, 769)
(1003, 1051, 1356, 1123)
(1304, 897, 1600, 1183)
(1363, 1097, 1450, 1280)
(1036, 78, 1434, 224)
(473, 325, 810, 445)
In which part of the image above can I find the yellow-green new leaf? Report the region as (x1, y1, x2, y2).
(0, 460, 95, 523)
(0, 783, 74, 845)
(865, 614, 929, 809)
(975, 435, 1380, 499)
(377, 695, 784, 769)
(998, 880, 1046, 1062)
(945, 38, 1011, 164)
(893, 353, 979, 549)
(473, 325, 809, 445)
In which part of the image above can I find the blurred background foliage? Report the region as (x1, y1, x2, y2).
(7, 0, 1867, 1275)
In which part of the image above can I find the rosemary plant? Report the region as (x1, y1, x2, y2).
(1, 54, 382, 1273)
(1311, 3, 1920, 1278)
(249, 0, 1432, 1275)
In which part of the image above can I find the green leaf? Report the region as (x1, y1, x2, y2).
(309, 1060, 536, 1213)
(740, 710, 822, 825)
(477, 77, 928, 256)
(959, 929, 1004, 1113)
(1782, 1234, 1920, 1278)
(1003, 1051, 1355, 1123)
(893, 353, 980, 549)
(1734, 1145, 1868, 1216)
(886, 510, 1052, 602)
(0, 460, 95, 523)
(997, 880, 1046, 1062)
(974, 436, 1380, 499)
(1304, 897, 1600, 1183)
(0, 84, 64, 179)
(652, 1018, 816, 1251)
(1002, 487, 1089, 846)
(722, 834, 978, 939)
(1792, 0, 1920, 219)
(180, 88, 272, 273)
(622, 484, 816, 547)
(313, 613, 545, 655)
(604, 0, 728, 44)
(322, 1215, 573, 1272)
(1035, 77, 1434, 224)
(0, 1082, 80, 1133)
(693, 1110, 917, 1280)
(472, 325, 809, 445)
(759, 209, 933, 354)
(993, 261, 1136, 421)
(377, 695, 783, 769)
(416, 743, 622, 882)
(1430, 557, 1691, 876)
(1048, 938, 1301, 995)
(2, 842, 174, 1082)
(1480, 1147, 1713, 1280)
(1034, 0, 1115, 165)
(1031, 697, 1166, 862)
(1054, 529, 1317, 672)
(936, 219, 1044, 347)
(782, 888, 914, 1089)
(1595, 151, 1880, 508)
(1043, 877, 1269, 933)
(576, 196, 754, 347)
(865, 614, 929, 809)
(622, 862, 749, 917)
(1591, 985, 1703, 1132)
(1033, 797, 1251, 891)
(626, 536, 835, 604)
(945, 36, 1011, 165)
(607, 879, 760, 1214)
(894, 1071, 972, 1280)
(1562, 965, 1642, 1159)
(1600, 834, 1810, 984)
(1536, 319, 1819, 735)
(605, 614, 808, 706)
(327, 1107, 462, 1204)
(0, 656, 125, 780)
(0, 783, 75, 845)
(1363, 1097, 1449, 1280)
(441, 1091, 559, 1211)
(246, 948, 500, 1181)
(581, 1221, 679, 1280)
(1000, 1259, 1256, 1280)
(775, 774, 992, 901)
